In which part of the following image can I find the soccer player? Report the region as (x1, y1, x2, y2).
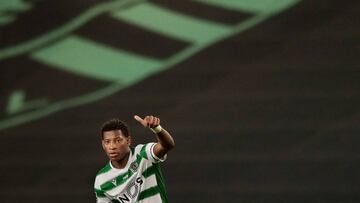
(94, 115, 175, 203)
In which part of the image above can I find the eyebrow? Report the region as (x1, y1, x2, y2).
(104, 137, 123, 141)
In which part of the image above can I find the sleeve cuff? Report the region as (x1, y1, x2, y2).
(150, 143, 167, 163)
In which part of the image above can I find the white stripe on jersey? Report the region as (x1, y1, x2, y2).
(142, 174, 157, 191)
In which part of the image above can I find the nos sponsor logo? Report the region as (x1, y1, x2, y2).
(115, 177, 143, 203)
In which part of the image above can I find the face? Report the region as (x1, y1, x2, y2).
(102, 130, 131, 162)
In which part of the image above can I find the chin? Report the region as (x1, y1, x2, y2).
(109, 157, 117, 162)
(108, 155, 119, 161)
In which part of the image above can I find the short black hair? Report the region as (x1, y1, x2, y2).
(100, 118, 130, 139)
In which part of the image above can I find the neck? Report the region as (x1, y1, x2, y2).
(111, 151, 130, 169)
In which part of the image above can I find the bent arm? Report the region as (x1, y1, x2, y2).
(153, 127, 175, 159)
(134, 115, 175, 159)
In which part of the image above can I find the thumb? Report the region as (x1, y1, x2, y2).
(134, 115, 146, 125)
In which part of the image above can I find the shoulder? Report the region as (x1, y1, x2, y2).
(133, 143, 151, 154)
(94, 163, 111, 188)
(134, 143, 155, 157)
(96, 162, 112, 176)
(134, 143, 166, 163)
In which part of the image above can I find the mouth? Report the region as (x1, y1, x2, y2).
(109, 152, 119, 158)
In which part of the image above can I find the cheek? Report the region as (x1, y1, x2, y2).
(102, 143, 113, 152)
(103, 146, 110, 153)
(120, 143, 129, 150)
(119, 142, 130, 151)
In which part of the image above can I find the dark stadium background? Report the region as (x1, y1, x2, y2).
(0, 0, 359, 202)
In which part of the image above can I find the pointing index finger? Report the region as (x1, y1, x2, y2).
(134, 115, 142, 122)
(134, 115, 146, 126)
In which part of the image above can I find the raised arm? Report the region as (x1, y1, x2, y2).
(134, 115, 175, 158)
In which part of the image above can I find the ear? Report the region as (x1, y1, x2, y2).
(127, 136, 132, 146)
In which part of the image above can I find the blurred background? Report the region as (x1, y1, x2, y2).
(1, 0, 359, 202)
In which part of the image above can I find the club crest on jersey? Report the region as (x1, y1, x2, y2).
(111, 178, 117, 186)
(130, 162, 139, 173)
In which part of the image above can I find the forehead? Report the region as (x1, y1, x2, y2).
(102, 130, 126, 139)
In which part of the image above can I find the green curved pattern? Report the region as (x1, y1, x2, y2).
(0, 0, 32, 25)
(0, 0, 144, 60)
(0, 0, 301, 131)
(196, 0, 299, 14)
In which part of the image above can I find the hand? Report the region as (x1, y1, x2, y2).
(134, 115, 160, 128)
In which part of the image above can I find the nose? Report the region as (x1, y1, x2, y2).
(109, 141, 117, 149)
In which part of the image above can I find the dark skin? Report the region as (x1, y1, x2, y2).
(102, 115, 175, 169)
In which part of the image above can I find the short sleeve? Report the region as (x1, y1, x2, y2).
(144, 142, 167, 163)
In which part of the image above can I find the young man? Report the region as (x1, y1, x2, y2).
(94, 115, 175, 203)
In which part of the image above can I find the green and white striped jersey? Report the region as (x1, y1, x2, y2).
(94, 143, 169, 203)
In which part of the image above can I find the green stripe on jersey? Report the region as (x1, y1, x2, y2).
(142, 165, 156, 178)
(140, 144, 148, 159)
(138, 186, 160, 201)
(154, 163, 169, 203)
(97, 163, 111, 175)
(141, 164, 169, 202)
